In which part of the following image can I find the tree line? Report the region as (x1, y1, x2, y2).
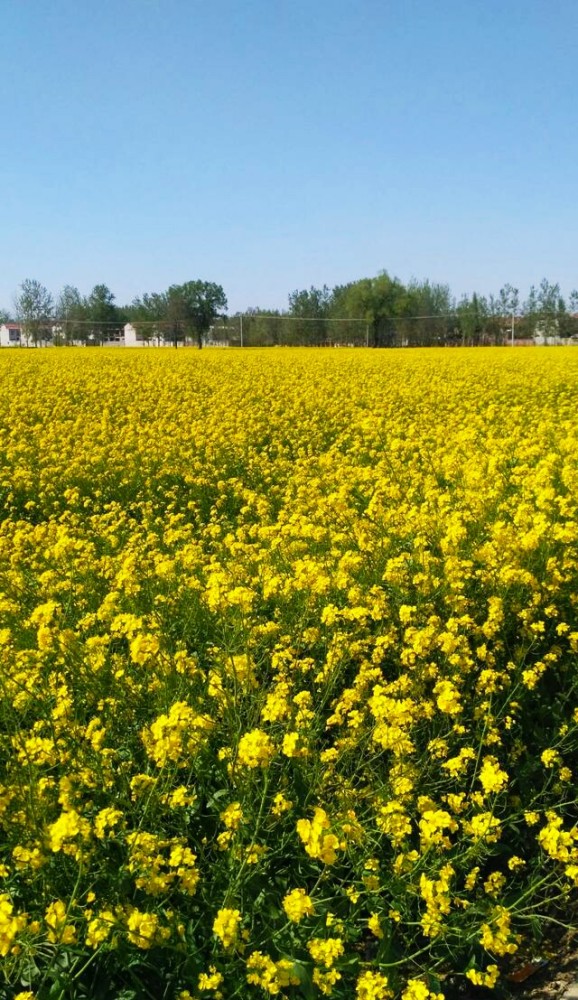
(1, 280, 227, 348)
(2, 273, 578, 347)
(264, 276, 578, 347)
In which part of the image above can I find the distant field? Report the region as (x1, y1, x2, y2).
(0, 347, 577, 999)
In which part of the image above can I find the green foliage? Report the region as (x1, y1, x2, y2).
(55, 286, 87, 346)
(127, 282, 228, 348)
(5, 271, 578, 351)
(16, 278, 54, 346)
(85, 285, 123, 345)
(166, 281, 228, 348)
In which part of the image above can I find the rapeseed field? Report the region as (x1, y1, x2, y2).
(0, 347, 577, 1000)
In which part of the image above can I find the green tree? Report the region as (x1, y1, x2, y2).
(288, 285, 332, 345)
(166, 281, 227, 349)
(86, 284, 121, 345)
(164, 287, 187, 347)
(485, 293, 505, 345)
(56, 285, 86, 345)
(456, 293, 489, 346)
(238, 308, 284, 346)
(15, 279, 54, 346)
(498, 284, 520, 344)
(337, 272, 406, 347)
(398, 279, 453, 346)
(498, 283, 519, 318)
(522, 285, 539, 340)
(537, 278, 565, 339)
(565, 290, 578, 339)
(129, 292, 169, 344)
(524, 280, 565, 341)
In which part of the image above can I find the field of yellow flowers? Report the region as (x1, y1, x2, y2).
(0, 346, 577, 1000)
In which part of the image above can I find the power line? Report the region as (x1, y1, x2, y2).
(70, 314, 515, 325)
(10, 312, 472, 328)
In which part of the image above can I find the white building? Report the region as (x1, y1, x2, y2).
(123, 323, 166, 346)
(532, 314, 578, 345)
(0, 323, 23, 346)
(0, 322, 144, 347)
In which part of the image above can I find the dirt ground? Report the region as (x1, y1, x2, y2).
(509, 931, 578, 1000)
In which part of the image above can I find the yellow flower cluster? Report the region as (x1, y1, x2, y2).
(127, 831, 199, 895)
(0, 894, 27, 956)
(246, 951, 300, 993)
(126, 908, 170, 949)
(479, 905, 520, 956)
(402, 980, 443, 1000)
(297, 807, 342, 865)
(282, 888, 315, 923)
(356, 970, 392, 999)
(142, 701, 213, 767)
(0, 346, 577, 996)
(308, 936, 345, 995)
(213, 907, 242, 949)
(236, 728, 275, 768)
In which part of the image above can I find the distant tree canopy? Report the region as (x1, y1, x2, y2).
(286, 273, 578, 346)
(12, 281, 125, 345)
(55, 286, 85, 345)
(4, 272, 578, 347)
(15, 279, 54, 346)
(288, 285, 333, 345)
(286, 273, 456, 346)
(85, 284, 122, 345)
(129, 281, 228, 348)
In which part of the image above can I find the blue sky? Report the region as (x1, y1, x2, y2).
(2, 0, 577, 313)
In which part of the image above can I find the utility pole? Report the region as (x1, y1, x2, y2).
(240, 314, 244, 348)
(511, 313, 515, 346)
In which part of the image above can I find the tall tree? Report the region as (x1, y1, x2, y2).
(288, 285, 332, 345)
(498, 284, 520, 344)
(566, 290, 578, 339)
(522, 285, 539, 340)
(337, 272, 405, 347)
(400, 279, 453, 346)
(86, 284, 121, 345)
(485, 293, 504, 345)
(524, 280, 565, 341)
(129, 292, 168, 344)
(15, 279, 54, 346)
(239, 308, 284, 346)
(498, 284, 519, 317)
(166, 281, 227, 349)
(538, 278, 566, 339)
(56, 285, 86, 345)
(456, 293, 489, 346)
(164, 287, 187, 348)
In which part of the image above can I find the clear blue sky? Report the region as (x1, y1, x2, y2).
(2, 0, 577, 314)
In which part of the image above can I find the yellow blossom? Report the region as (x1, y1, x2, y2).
(198, 966, 224, 991)
(466, 965, 499, 988)
(237, 729, 275, 768)
(213, 907, 241, 949)
(356, 970, 392, 999)
(308, 936, 345, 967)
(478, 756, 509, 795)
(297, 808, 341, 865)
(282, 888, 315, 923)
